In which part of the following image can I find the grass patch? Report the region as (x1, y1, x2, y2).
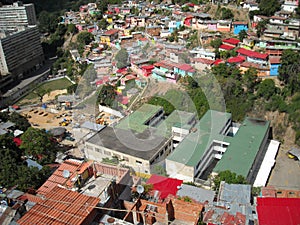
(17, 78, 73, 104)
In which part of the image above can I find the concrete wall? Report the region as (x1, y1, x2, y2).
(166, 159, 194, 182)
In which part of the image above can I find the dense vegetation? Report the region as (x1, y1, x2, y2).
(0, 113, 58, 191)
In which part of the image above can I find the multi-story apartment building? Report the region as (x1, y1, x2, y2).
(0, 26, 44, 90)
(0, 2, 37, 31)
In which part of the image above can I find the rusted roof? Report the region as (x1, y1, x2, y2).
(17, 186, 100, 225)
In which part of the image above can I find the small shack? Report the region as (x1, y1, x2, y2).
(57, 95, 77, 109)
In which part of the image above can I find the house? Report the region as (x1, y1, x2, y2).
(123, 195, 204, 225)
(203, 182, 253, 225)
(36, 159, 93, 197)
(260, 186, 300, 198)
(146, 25, 161, 37)
(100, 29, 119, 45)
(17, 186, 100, 225)
(269, 56, 281, 76)
(256, 197, 300, 225)
(219, 44, 235, 51)
(240, 61, 270, 77)
(191, 58, 215, 71)
(242, 1, 259, 11)
(232, 21, 248, 35)
(236, 48, 269, 66)
(222, 38, 240, 47)
(281, 0, 298, 12)
(269, 16, 286, 25)
(189, 47, 216, 60)
(168, 20, 183, 33)
(217, 20, 231, 32)
(166, 110, 271, 183)
(227, 56, 246, 65)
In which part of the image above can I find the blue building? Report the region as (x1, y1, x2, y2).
(233, 21, 248, 35)
(269, 57, 281, 76)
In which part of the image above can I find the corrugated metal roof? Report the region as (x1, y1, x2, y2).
(18, 186, 100, 225)
(257, 197, 300, 225)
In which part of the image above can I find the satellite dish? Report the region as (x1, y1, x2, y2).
(136, 185, 144, 194)
(62, 170, 70, 178)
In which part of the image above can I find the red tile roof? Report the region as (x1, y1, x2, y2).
(213, 59, 225, 65)
(269, 56, 281, 64)
(141, 65, 154, 70)
(219, 44, 235, 50)
(240, 61, 264, 69)
(237, 48, 269, 60)
(104, 29, 119, 36)
(17, 186, 100, 225)
(222, 38, 240, 45)
(37, 160, 92, 197)
(256, 197, 300, 225)
(227, 56, 245, 63)
(146, 174, 183, 199)
(178, 64, 195, 72)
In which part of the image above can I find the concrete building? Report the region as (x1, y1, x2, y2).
(84, 104, 196, 175)
(0, 2, 37, 31)
(166, 110, 271, 184)
(0, 26, 44, 89)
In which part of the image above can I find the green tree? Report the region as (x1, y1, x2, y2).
(77, 31, 94, 45)
(278, 49, 300, 94)
(67, 24, 77, 34)
(257, 79, 278, 100)
(220, 8, 234, 20)
(212, 170, 247, 191)
(67, 84, 78, 94)
(242, 67, 259, 93)
(258, 0, 281, 16)
(210, 38, 222, 49)
(256, 19, 268, 38)
(115, 48, 129, 69)
(20, 127, 56, 164)
(98, 18, 108, 30)
(238, 30, 248, 41)
(148, 97, 175, 115)
(97, 84, 116, 107)
(9, 112, 31, 131)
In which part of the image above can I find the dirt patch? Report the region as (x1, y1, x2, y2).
(143, 78, 183, 98)
(42, 89, 67, 103)
(21, 107, 73, 130)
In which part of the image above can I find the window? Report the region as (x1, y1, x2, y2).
(104, 150, 111, 156)
(136, 160, 142, 165)
(95, 148, 102, 153)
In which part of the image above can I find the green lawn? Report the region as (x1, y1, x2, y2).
(17, 78, 73, 104)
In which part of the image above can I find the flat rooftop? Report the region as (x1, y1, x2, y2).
(116, 104, 163, 133)
(214, 117, 270, 177)
(167, 110, 231, 166)
(156, 110, 196, 137)
(86, 126, 169, 160)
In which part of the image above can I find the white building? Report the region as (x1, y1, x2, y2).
(0, 2, 37, 31)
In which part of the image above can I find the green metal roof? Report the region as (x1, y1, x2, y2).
(213, 117, 270, 177)
(116, 104, 163, 133)
(167, 110, 231, 166)
(156, 110, 196, 137)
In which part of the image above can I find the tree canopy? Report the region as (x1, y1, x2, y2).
(278, 49, 300, 94)
(115, 48, 129, 69)
(0, 134, 51, 191)
(77, 31, 94, 45)
(212, 170, 247, 191)
(258, 0, 281, 17)
(20, 127, 57, 164)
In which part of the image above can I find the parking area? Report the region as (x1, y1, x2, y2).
(268, 146, 300, 190)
